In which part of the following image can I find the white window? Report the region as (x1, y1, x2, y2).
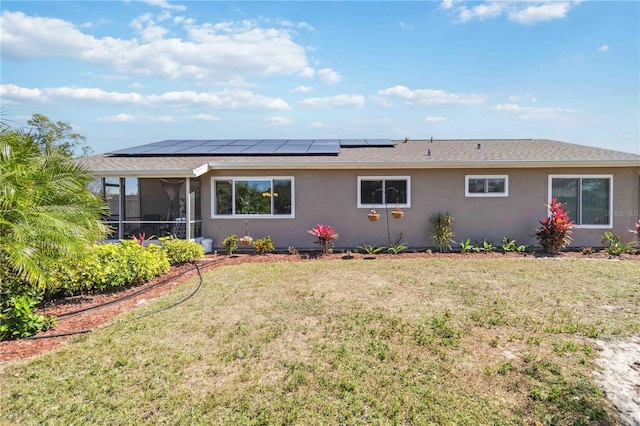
(358, 176, 410, 208)
(212, 177, 294, 218)
(465, 175, 509, 197)
(548, 175, 613, 228)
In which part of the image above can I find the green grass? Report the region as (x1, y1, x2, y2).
(2, 258, 638, 425)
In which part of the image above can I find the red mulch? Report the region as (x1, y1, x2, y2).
(1, 250, 637, 363)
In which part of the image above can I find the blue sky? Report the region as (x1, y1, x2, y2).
(1, 0, 638, 155)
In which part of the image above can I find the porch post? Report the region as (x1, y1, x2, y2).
(185, 177, 191, 240)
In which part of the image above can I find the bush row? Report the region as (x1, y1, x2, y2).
(46, 238, 204, 298)
(1, 237, 204, 341)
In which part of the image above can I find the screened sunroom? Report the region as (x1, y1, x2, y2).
(90, 177, 202, 240)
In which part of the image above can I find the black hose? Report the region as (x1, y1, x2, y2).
(24, 261, 206, 340)
(53, 258, 220, 320)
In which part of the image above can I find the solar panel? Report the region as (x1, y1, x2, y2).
(241, 144, 282, 154)
(174, 146, 222, 154)
(229, 140, 258, 146)
(274, 144, 310, 154)
(365, 139, 395, 146)
(109, 138, 393, 156)
(307, 143, 340, 154)
(338, 139, 368, 147)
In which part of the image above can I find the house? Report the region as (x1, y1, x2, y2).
(78, 138, 640, 251)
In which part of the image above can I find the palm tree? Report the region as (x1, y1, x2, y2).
(0, 125, 108, 290)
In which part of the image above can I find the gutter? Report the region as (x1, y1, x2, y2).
(208, 159, 640, 170)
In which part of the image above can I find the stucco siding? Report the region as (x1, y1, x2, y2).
(201, 167, 639, 251)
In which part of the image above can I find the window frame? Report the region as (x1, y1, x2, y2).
(357, 176, 411, 208)
(465, 175, 509, 197)
(548, 174, 613, 229)
(211, 176, 295, 219)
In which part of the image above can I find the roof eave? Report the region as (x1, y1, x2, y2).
(208, 159, 640, 170)
(88, 163, 209, 178)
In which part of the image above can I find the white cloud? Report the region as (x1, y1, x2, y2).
(292, 85, 313, 94)
(508, 94, 537, 103)
(318, 68, 342, 84)
(508, 2, 574, 24)
(440, 0, 454, 10)
(377, 85, 487, 106)
(492, 103, 521, 112)
(98, 114, 176, 123)
(301, 94, 365, 108)
(444, 1, 580, 25)
(98, 113, 136, 122)
(265, 116, 292, 126)
(369, 94, 397, 108)
(597, 45, 609, 52)
(0, 11, 314, 82)
(142, 0, 187, 12)
(492, 103, 576, 120)
(0, 84, 290, 111)
(191, 114, 219, 121)
(309, 122, 324, 128)
(459, 2, 505, 22)
(424, 116, 446, 123)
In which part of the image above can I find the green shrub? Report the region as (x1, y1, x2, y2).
(0, 294, 55, 341)
(223, 234, 238, 255)
(160, 237, 204, 265)
(47, 241, 170, 297)
(431, 212, 455, 253)
(253, 236, 275, 254)
(459, 238, 474, 253)
(600, 232, 634, 256)
(358, 244, 386, 255)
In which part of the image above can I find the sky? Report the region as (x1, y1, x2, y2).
(1, 0, 639, 155)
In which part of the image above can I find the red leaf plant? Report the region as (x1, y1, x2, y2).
(631, 219, 640, 242)
(307, 224, 339, 254)
(535, 198, 574, 254)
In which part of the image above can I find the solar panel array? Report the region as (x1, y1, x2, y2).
(109, 139, 394, 156)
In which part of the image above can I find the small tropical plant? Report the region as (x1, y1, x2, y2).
(386, 233, 407, 255)
(501, 237, 517, 253)
(600, 232, 633, 256)
(130, 233, 154, 246)
(535, 198, 574, 254)
(253, 236, 275, 254)
(459, 238, 474, 254)
(481, 239, 496, 253)
(387, 242, 408, 255)
(357, 244, 386, 255)
(307, 224, 339, 254)
(431, 212, 455, 253)
(222, 234, 238, 255)
(581, 246, 594, 256)
(287, 246, 298, 255)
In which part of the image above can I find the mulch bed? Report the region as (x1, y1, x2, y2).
(1, 250, 637, 363)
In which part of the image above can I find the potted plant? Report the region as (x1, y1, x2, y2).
(368, 209, 380, 221)
(391, 207, 404, 219)
(239, 235, 253, 245)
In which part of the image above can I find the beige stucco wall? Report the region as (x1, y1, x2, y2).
(201, 167, 639, 251)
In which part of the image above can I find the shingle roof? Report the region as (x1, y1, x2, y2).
(78, 139, 640, 176)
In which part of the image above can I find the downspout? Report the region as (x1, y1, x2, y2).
(185, 178, 191, 240)
(119, 177, 125, 239)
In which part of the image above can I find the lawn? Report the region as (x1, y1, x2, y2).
(1, 257, 638, 425)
